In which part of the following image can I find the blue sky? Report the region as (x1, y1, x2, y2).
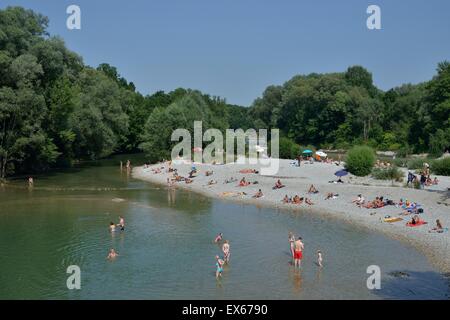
(1, 0, 450, 106)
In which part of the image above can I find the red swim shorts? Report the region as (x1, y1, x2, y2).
(294, 250, 303, 259)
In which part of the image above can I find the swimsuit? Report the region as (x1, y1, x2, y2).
(294, 250, 303, 260)
(216, 263, 224, 273)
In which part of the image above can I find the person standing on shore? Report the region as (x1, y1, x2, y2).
(294, 237, 304, 268)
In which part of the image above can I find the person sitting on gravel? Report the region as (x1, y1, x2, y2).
(273, 179, 285, 190)
(205, 170, 214, 176)
(253, 189, 263, 198)
(429, 219, 444, 233)
(185, 178, 193, 184)
(308, 185, 319, 194)
(282, 195, 291, 203)
(239, 177, 251, 187)
(292, 195, 302, 204)
(352, 194, 365, 207)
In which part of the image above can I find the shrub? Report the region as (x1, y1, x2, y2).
(372, 166, 404, 182)
(407, 158, 432, 170)
(431, 158, 450, 176)
(345, 146, 376, 176)
(393, 158, 408, 168)
(278, 137, 300, 159)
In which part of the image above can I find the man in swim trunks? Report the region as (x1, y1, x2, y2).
(294, 237, 304, 268)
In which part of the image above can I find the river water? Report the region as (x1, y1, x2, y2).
(0, 154, 448, 299)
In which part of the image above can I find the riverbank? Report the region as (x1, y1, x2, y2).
(133, 159, 450, 273)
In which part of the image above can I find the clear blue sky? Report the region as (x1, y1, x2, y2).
(2, 0, 450, 106)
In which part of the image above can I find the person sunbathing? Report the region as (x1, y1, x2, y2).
(273, 179, 285, 189)
(408, 214, 426, 226)
(185, 178, 193, 184)
(205, 170, 214, 176)
(325, 192, 338, 200)
(282, 195, 291, 203)
(308, 185, 319, 194)
(305, 198, 314, 205)
(239, 169, 259, 174)
(253, 189, 263, 198)
(207, 180, 217, 186)
(239, 177, 251, 187)
(429, 219, 444, 233)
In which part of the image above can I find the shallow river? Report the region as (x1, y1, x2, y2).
(0, 154, 448, 299)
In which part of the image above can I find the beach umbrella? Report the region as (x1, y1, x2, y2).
(316, 151, 327, 157)
(302, 149, 313, 155)
(334, 169, 348, 177)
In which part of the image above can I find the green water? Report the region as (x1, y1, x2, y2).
(0, 154, 448, 299)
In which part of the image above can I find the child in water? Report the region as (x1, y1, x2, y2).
(317, 250, 323, 267)
(109, 222, 116, 232)
(214, 233, 223, 243)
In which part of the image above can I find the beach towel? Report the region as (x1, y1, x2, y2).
(406, 221, 428, 227)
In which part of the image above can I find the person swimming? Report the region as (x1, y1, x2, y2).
(215, 255, 224, 279)
(222, 240, 230, 263)
(109, 222, 116, 232)
(107, 248, 118, 259)
(214, 233, 223, 243)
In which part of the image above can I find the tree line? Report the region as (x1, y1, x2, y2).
(1, 6, 449, 180)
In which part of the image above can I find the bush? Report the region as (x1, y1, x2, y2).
(431, 158, 450, 176)
(407, 158, 432, 170)
(392, 158, 408, 168)
(278, 137, 300, 159)
(372, 166, 404, 182)
(345, 146, 376, 176)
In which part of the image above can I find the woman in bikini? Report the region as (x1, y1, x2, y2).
(288, 232, 295, 261)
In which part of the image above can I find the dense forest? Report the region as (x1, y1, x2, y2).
(0, 6, 449, 180)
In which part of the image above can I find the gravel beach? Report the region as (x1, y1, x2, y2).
(133, 159, 450, 272)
